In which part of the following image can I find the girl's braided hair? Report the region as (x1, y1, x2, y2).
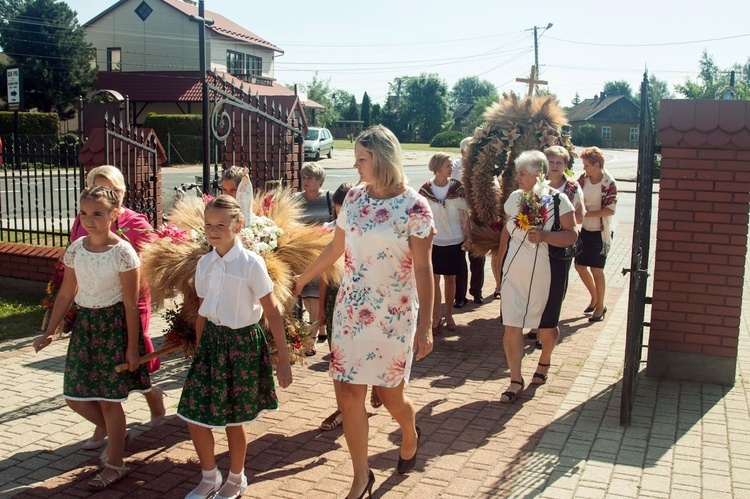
(80, 185, 121, 211)
(205, 194, 244, 223)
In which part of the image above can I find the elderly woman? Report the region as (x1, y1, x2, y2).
(293, 163, 332, 352)
(420, 152, 471, 334)
(294, 125, 434, 498)
(575, 146, 617, 322)
(498, 151, 578, 403)
(70, 165, 166, 447)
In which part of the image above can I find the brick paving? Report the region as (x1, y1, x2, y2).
(1, 184, 749, 498)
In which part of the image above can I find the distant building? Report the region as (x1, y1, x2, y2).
(567, 94, 640, 149)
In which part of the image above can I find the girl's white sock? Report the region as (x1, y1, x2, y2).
(187, 467, 221, 497)
(217, 470, 247, 497)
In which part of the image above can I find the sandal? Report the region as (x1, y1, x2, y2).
(320, 410, 343, 431)
(445, 319, 456, 332)
(532, 363, 550, 385)
(493, 290, 501, 299)
(500, 379, 525, 404)
(87, 462, 130, 490)
(370, 386, 383, 409)
(431, 318, 445, 335)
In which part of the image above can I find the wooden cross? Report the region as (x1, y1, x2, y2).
(516, 65, 548, 97)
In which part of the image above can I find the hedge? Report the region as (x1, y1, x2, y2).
(430, 130, 464, 148)
(143, 114, 203, 164)
(0, 112, 59, 135)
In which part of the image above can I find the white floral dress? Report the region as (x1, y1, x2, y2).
(330, 186, 434, 387)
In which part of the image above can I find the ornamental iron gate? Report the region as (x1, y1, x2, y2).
(620, 72, 657, 426)
(103, 114, 161, 229)
(207, 73, 305, 191)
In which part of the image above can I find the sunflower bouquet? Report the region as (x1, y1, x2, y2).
(515, 191, 548, 231)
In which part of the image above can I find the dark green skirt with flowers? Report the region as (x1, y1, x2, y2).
(63, 302, 151, 402)
(177, 321, 278, 428)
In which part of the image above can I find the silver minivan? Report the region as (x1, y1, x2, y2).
(304, 127, 333, 160)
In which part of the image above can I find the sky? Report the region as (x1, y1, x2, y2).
(64, 0, 749, 107)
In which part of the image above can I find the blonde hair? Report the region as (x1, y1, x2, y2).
(80, 184, 120, 212)
(544, 145, 570, 164)
(205, 194, 244, 223)
(428, 152, 452, 173)
(221, 166, 246, 187)
(86, 165, 126, 204)
(355, 125, 406, 191)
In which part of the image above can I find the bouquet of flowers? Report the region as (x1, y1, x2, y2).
(515, 174, 551, 232)
(40, 261, 76, 337)
(190, 215, 284, 255)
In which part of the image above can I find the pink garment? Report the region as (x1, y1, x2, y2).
(70, 208, 160, 372)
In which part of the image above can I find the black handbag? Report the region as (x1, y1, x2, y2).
(549, 193, 582, 261)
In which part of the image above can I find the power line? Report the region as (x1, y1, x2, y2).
(546, 33, 750, 47)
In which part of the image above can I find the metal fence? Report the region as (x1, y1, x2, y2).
(0, 134, 82, 247)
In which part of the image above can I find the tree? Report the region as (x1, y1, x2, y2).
(390, 73, 450, 142)
(462, 95, 498, 133)
(330, 89, 356, 118)
(361, 92, 371, 128)
(635, 74, 674, 125)
(343, 95, 359, 121)
(291, 72, 340, 127)
(0, 0, 97, 117)
(675, 51, 750, 100)
(370, 103, 381, 125)
(450, 76, 498, 107)
(572, 92, 581, 106)
(602, 80, 634, 100)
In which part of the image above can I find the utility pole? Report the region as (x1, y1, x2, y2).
(529, 23, 553, 95)
(189, 1, 214, 194)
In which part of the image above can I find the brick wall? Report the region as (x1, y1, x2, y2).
(647, 99, 750, 385)
(0, 243, 65, 282)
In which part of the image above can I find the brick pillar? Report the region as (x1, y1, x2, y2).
(647, 100, 750, 385)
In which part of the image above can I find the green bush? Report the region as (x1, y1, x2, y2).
(574, 124, 603, 147)
(429, 131, 464, 148)
(0, 112, 59, 135)
(143, 114, 203, 164)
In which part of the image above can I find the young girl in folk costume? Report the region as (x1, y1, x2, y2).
(178, 195, 292, 499)
(34, 185, 152, 490)
(70, 165, 166, 450)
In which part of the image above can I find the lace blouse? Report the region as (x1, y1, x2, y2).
(63, 238, 140, 309)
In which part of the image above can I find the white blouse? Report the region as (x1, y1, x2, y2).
(195, 240, 274, 329)
(582, 180, 603, 232)
(63, 238, 140, 309)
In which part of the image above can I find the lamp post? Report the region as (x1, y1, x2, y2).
(532, 22, 553, 74)
(189, 0, 214, 194)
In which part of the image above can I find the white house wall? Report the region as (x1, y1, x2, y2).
(209, 37, 275, 79)
(85, 0, 206, 72)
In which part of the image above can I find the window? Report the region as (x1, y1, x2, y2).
(601, 126, 611, 141)
(630, 126, 639, 141)
(107, 48, 121, 72)
(226, 50, 262, 77)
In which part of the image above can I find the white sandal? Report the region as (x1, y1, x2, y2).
(87, 462, 130, 490)
(185, 469, 223, 499)
(215, 475, 247, 499)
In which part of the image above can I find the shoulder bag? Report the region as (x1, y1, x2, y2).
(549, 193, 582, 261)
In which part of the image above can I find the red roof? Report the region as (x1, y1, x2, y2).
(92, 71, 325, 110)
(161, 0, 283, 53)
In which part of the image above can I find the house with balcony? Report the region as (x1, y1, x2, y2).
(81, 0, 321, 129)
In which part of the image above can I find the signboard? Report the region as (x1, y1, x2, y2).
(7, 68, 22, 111)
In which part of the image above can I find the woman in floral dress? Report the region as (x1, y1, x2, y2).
(294, 125, 434, 499)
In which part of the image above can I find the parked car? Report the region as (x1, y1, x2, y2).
(304, 127, 333, 160)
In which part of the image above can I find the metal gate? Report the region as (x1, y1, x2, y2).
(208, 73, 305, 190)
(620, 72, 658, 426)
(104, 115, 161, 228)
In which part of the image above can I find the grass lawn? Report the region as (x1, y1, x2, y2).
(333, 139, 460, 154)
(0, 281, 46, 343)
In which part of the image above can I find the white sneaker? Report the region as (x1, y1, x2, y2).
(185, 469, 223, 499)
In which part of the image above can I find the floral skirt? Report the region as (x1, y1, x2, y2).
(177, 322, 278, 428)
(63, 302, 151, 402)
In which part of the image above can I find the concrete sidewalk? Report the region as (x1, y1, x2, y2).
(1, 214, 748, 498)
